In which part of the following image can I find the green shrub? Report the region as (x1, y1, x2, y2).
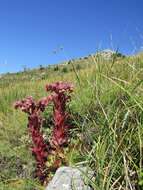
(62, 67, 68, 73)
(76, 64, 82, 71)
(53, 66, 59, 71)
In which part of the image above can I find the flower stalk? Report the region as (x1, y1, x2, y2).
(14, 82, 73, 184)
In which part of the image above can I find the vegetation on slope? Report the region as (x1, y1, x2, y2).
(0, 53, 143, 189)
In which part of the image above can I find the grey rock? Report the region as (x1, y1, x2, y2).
(96, 49, 115, 60)
(46, 166, 93, 190)
(95, 49, 125, 60)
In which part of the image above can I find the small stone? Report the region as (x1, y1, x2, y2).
(46, 166, 93, 190)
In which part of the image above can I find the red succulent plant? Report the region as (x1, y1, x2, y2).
(14, 96, 51, 183)
(14, 81, 73, 184)
(46, 81, 73, 147)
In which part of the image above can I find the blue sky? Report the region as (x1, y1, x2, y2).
(0, 0, 143, 74)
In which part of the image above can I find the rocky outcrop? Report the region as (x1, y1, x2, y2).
(96, 49, 124, 60)
(46, 167, 94, 190)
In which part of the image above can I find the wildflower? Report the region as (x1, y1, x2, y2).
(46, 81, 73, 147)
(14, 96, 50, 183)
(14, 81, 73, 183)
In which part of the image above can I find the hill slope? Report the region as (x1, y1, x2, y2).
(0, 52, 143, 189)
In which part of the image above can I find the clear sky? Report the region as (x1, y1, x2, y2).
(0, 0, 143, 74)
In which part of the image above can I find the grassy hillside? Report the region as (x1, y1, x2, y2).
(0, 53, 143, 189)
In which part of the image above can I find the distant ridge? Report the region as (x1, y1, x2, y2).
(0, 49, 125, 76)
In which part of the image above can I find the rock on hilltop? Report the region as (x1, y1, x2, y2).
(95, 49, 124, 60)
